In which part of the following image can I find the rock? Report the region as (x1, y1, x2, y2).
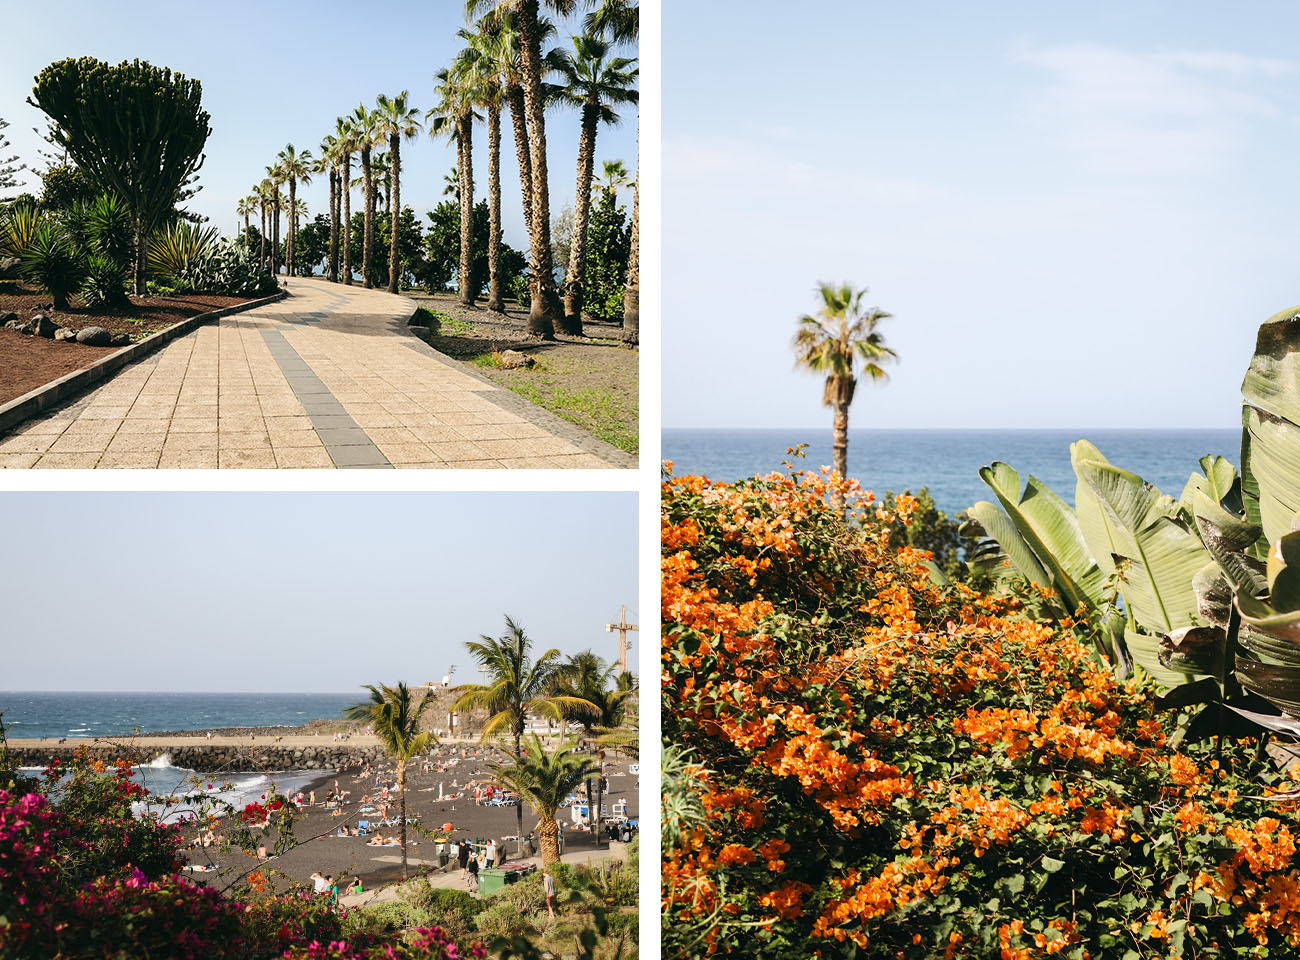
(76, 326, 111, 346)
(0, 310, 16, 325)
(110, 333, 131, 347)
(0, 257, 19, 280)
(12, 322, 32, 335)
(55, 327, 77, 341)
(30, 314, 58, 338)
(498, 349, 536, 370)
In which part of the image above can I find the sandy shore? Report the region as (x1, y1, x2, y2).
(175, 743, 640, 890)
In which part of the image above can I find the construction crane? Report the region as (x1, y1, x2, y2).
(443, 664, 456, 687)
(604, 605, 638, 677)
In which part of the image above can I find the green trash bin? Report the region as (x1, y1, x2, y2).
(478, 867, 508, 897)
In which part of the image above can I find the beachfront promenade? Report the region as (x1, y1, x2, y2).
(0, 278, 630, 469)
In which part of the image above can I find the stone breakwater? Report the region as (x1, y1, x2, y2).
(9, 743, 385, 773)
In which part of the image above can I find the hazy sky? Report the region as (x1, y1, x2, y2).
(663, 1, 1300, 430)
(0, 0, 639, 255)
(4, 492, 638, 693)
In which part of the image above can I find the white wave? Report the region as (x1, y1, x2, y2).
(147, 753, 174, 768)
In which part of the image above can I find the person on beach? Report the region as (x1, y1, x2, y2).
(459, 840, 471, 876)
(544, 870, 556, 918)
(467, 853, 479, 894)
(311, 872, 326, 894)
(326, 876, 339, 905)
(349, 877, 363, 895)
(486, 839, 496, 869)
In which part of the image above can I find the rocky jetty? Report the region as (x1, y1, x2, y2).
(8, 742, 384, 773)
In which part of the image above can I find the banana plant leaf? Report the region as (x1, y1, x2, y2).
(1237, 590, 1300, 647)
(1235, 655, 1300, 718)
(1240, 306, 1300, 426)
(1159, 625, 1226, 679)
(1180, 456, 1241, 512)
(1127, 625, 1203, 689)
(1266, 529, 1300, 611)
(977, 461, 1106, 614)
(967, 500, 1052, 592)
(1241, 405, 1300, 547)
(1193, 563, 1233, 629)
(1190, 489, 1267, 597)
(1076, 458, 1211, 635)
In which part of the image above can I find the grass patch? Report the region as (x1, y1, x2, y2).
(496, 375, 637, 454)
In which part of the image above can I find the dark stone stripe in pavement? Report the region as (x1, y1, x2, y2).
(260, 329, 393, 469)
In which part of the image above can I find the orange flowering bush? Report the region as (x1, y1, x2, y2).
(662, 464, 1300, 959)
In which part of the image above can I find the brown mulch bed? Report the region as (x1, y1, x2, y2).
(0, 283, 252, 406)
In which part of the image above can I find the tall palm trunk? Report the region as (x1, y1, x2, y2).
(513, 728, 525, 841)
(506, 84, 534, 234)
(328, 169, 339, 282)
(397, 761, 409, 880)
(287, 178, 297, 276)
(592, 753, 605, 849)
(387, 135, 401, 293)
(272, 186, 281, 276)
(341, 154, 352, 285)
(243, 211, 250, 242)
(361, 143, 374, 288)
(259, 203, 266, 268)
(457, 115, 475, 308)
(486, 98, 504, 313)
(538, 814, 559, 867)
(517, 0, 560, 339)
(563, 102, 600, 336)
(831, 385, 851, 513)
(623, 164, 639, 343)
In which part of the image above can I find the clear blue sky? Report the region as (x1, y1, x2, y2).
(4, 492, 638, 693)
(0, 0, 639, 255)
(663, 1, 1300, 429)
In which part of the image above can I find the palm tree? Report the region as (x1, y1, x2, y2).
(430, 65, 480, 308)
(457, 20, 510, 312)
(592, 159, 630, 202)
(583, 0, 641, 344)
(443, 166, 461, 201)
(335, 116, 358, 285)
(373, 92, 424, 294)
(317, 135, 339, 282)
(266, 163, 284, 276)
(491, 735, 595, 867)
(277, 144, 313, 277)
(792, 283, 897, 509)
(468, 0, 572, 338)
(554, 651, 631, 846)
(451, 615, 598, 839)
(351, 104, 378, 288)
(623, 161, 638, 343)
(255, 179, 272, 269)
(344, 683, 436, 880)
(585, 0, 638, 45)
(236, 195, 255, 244)
(553, 34, 638, 334)
(370, 151, 391, 214)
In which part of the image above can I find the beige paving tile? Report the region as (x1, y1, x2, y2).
(374, 442, 437, 464)
(117, 419, 172, 435)
(267, 428, 323, 448)
(169, 418, 218, 434)
(219, 430, 271, 448)
(0, 433, 58, 454)
(393, 461, 449, 469)
(174, 403, 219, 419)
(105, 433, 166, 454)
(0, 452, 41, 468)
(366, 427, 421, 444)
(98, 450, 162, 469)
(441, 459, 505, 469)
(407, 424, 468, 443)
(425, 440, 493, 461)
(33, 452, 102, 468)
(47, 433, 114, 454)
(14, 418, 75, 436)
(272, 446, 335, 468)
(496, 456, 565, 469)
(219, 448, 277, 469)
(218, 415, 267, 433)
(163, 433, 219, 452)
(158, 448, 217, 468)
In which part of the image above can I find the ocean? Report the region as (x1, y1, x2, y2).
(662, 428, 1242, 517)
(0, 691, 358, 741)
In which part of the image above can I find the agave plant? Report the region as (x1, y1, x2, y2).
(0, 203, 46, 260)
(970, 305, 1300, 745)
(20, 221, 85, 310)
(147, 220, 218, 282)
(81, 252, 129, 309)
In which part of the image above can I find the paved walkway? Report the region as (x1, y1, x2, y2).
(0, 279, 632, 469)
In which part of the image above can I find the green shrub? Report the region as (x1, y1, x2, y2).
(20, 220, 85, 309)
(603, 911, 637, 943)
(345, 902, 431, 937)
(81, 252, 129, 308)
(68, 193, 134, 272)
(474, 899, 542, 938)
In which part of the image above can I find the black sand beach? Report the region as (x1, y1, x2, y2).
(178, 742, 640, 890)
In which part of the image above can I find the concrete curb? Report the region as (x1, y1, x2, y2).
(0, 288, 288, 436)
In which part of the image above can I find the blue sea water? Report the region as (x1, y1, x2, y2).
(0, 691, 358, 741)
(662, 428, 1242, 517)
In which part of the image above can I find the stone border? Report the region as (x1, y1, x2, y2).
(0, 288, 289, 436)
(395, 309, 637, 469)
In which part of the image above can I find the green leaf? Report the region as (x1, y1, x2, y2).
(1041, 856, 1065, 873)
